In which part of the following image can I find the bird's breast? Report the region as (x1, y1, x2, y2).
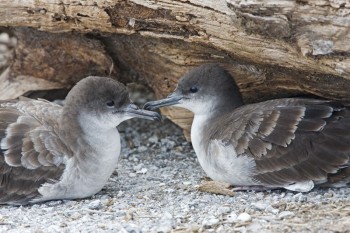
(37, 129, 121, 202)
(191, 115, 257, 186)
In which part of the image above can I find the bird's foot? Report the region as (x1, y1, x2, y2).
(198, 180, 235, 196)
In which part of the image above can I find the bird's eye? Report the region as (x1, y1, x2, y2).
(190, 86, 198, 93)
(106, 100, 115, 108)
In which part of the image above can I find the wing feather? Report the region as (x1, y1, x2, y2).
(206, 98, 350, 188)
(0, 100, 72, 205)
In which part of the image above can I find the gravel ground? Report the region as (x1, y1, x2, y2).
(1, 87, 350, 233)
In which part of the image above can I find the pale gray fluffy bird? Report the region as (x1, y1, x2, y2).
(144, 64, 350, 192)
(0, 76, 160, 205)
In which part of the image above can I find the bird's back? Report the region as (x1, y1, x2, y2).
(0, 99, 70, 205)
(202, 98, 350, 191)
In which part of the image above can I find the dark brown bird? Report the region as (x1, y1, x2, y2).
(144, 64, 350, 192)
(0, 76, 160, 205)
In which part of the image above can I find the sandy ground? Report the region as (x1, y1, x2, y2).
(1, 86, 350, 232)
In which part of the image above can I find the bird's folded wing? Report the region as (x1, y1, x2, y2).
(207, 99, 350, 187)
(0, 102, 71, 204)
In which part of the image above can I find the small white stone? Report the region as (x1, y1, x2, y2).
(266, 205, 279, 215)
(237, 213, 252, 222)
(217, 206, 231, 215)
(148, 135, 158, 144)
(182, 181, 191, 186)
(324, 192, 333, 198)
(70, 212, 81, 220)
(251, 202, 267, 211)
(81, 215, 90, 221)
(129, 172, 137, 178)
(162, 212, 173, 220)
(227, 212, 238, 223)
(161, 138, 176, 150)
(0, 44, 8, 53)
(136, 168, 148, 174)
(0, 33, 10, 43)
(202, 217, 219, 226)
(128, 18, 136, 27)
(133, 164, 143, 171)
(278, 211, 294, 219)
(88, 200, 103, 210)
(164, 188, 175, 193)
(137, 146, 147, 152)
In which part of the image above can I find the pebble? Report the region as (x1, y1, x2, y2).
(324, 192, 333, 198)
(237, 213, 252, 222)
(217, 206, 231, 215)
(124, 224, 142, 233)
(227, 212, 238, 223)
(88, 200, 103, 210)
(70, 212, 81, 220)
(0, 44, 8, 53)
(278, 211, 295, 219)
(0, 33, 10, 43)
(293, 193, 307, 202)
(133, 164, 143, 171)
(129, 172, 137, 178)
(161, 138, 176, 152)
(164, 188, 175, 193)
(266, 205, 279, 215)
(202, 217, 220, 226)
(251, 202, 267, 211)
(136, 168, 148, 174)
(182, 181, 192, 186)
(117, 191, 124, 197)
(148, 135, 159, 144)
(137, 146, 148, 152)
(153, 212, 174, 232)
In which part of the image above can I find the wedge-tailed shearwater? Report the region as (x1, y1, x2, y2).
(144, 64, 350, 192)
(0, 76, 160, 205)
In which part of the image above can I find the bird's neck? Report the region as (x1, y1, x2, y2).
(191, 99, 242, 152)
(199, 97, 242, 120)
(59, 108, 120, 156)
(216, 93, 243, 114)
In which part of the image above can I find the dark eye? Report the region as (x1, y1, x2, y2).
(106, 100, 115, 108)
(190, 86, 198, 93)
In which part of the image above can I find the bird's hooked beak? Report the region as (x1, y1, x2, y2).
(143, 93, 183, 111)
(122, 103, 161, 121)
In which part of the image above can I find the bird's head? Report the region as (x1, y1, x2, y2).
(144, 64, 243, 115)
(64, 76, 161, 129)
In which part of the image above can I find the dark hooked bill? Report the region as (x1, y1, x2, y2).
(143, 94, 183, 111)
(122, 104, 161, 121)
